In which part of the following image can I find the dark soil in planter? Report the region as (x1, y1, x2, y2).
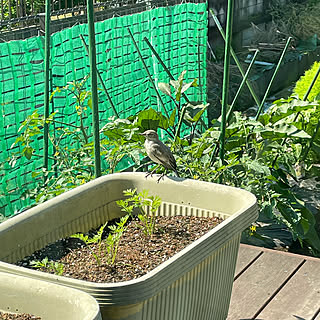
(17, 215, 223, 283)
(0, 311, 41, 319)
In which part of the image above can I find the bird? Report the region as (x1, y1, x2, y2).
(140, 130, 179, 182)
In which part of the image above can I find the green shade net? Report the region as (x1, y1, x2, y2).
(0, 2, 208, 217)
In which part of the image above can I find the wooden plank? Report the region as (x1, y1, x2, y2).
(227, 251, 304, 319)
(234, 245, 262, 277)
(258, 260, 320, 319)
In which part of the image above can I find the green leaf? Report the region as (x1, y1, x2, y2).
(247, 160, 271, 175)
(183, 103, 208, 123)
(168, 108, 176, 127)
(170, 70, 187, 102)
(258, 123, 311, 139)
(23, 146, 34, 160)
(135, 108, 169, 131)
(268, 99, 318, 124)
(158, 82, 171, 97)
(181, 78, 198, 94)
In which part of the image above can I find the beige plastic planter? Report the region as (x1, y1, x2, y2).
(0, 272, 102, 320)
(0, 172, 258, 320)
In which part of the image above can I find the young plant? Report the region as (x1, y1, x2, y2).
(71, 215, 129, 266)
(71, 222, 108, 266)
(30, 257, 64, 276)
(105, 214, 129, 265)
(158, 70, 208, 144)
(117, 189, 162, 236)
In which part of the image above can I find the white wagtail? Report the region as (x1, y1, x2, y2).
(140, 130, 179, 182)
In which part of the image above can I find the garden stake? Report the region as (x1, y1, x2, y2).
(209, 49, 259, 165)
(143, 37, 208, 130)
(127, 28, 170, 119)
(143, 37, 189, 102)
(219, 0, 235, 169)
(80, 34, 119, 118)
(272, 64, 320, 167)
(227, 49, 260, 123)
(255, 37, 293, 120)
(43, 0, 51, 173)
(302, 64, 320, 101)
(87, 0, 101, 178)
(210, 9, 261, 108)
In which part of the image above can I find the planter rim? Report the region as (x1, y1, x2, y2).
(0, 172, 258, 304)
(1, 172, 256, 229)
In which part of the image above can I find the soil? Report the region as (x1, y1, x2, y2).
(17, 215, 223, 283)
(0, 311, 41, 320)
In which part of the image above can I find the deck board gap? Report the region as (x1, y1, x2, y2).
(252, 259, 306, 319)
(234, 251, 264, 281)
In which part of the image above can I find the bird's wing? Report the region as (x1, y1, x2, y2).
(150, 142, 177, 171)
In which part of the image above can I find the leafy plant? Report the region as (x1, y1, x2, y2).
(6, 78, 97, 205)
(114, 88, 320, 256)
(30, 257, 64, 276)
(294, 61, 320, 101)
(158, 70, 208, 144)
(117, 189, 162, 236)
(105, 215, 129, 265)
(71, 222, 108, 265)
(71, 215, 129, 266)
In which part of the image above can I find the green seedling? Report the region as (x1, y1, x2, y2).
(71, 216, 129, 266)
(30, 257, 64, 276)
(117, 189, 162, 236)
(105, 214, 129, 265)
(71, 222, 108, 266)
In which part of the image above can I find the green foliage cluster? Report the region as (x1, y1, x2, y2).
(67, 189, 161, 266)
(117, 189, 162, 236)
(71, 215, 129, 266)
(4, 68, 320, 257)
(30, 257, 64, 276)
(8, 78, 95, 204)
(294, 61, 320, 101)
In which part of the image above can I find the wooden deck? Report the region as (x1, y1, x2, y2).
(228, 244, 320, 320)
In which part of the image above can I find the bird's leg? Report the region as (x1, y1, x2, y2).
(157, 169, 167, 183)
(145, 164, 160, 179)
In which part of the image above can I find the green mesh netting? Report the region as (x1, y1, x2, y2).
(0, 2, 208, 217)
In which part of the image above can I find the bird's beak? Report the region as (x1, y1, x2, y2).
(139, 132, 145, 136)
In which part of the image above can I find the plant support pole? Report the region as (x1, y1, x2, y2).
(87, 0, 101, 178)
(79, 34, 119, 118)
(255, 37, 293, 120)
(127, 28, 170, 119)
(219, 0, 234, 165)
(227, 49, 259, 123)
(210, 9, 261, 108)
(43, 0, 51, 171)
